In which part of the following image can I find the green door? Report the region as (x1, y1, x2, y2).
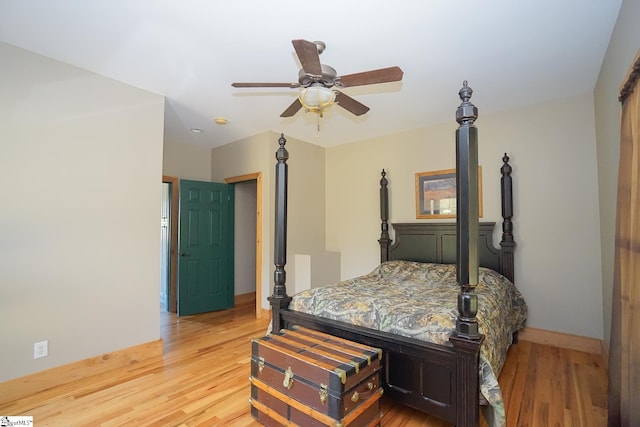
(178, 180, 234, 316)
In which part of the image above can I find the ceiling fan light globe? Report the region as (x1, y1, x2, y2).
(298, 85, 336, 115)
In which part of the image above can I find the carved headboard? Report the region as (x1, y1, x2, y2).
(378, 154, 516, 283)
(387, 222, 504, 278)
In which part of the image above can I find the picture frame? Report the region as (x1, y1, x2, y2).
(415, 167, 483, 219)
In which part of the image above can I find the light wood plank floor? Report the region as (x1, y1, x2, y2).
(1, 296, 607, 426)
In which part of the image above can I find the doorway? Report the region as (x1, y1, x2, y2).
(225, 172, 263, 319)
(233, 180, 257, 297)
(160, 174, 262, 318)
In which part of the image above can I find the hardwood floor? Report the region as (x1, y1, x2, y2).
(1, 296, 607, 426)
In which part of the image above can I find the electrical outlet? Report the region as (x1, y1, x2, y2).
(34, 340, 48, 359)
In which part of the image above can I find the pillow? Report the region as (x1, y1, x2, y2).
(374, 260, 457, 282)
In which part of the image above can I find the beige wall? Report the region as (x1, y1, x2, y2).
(283, 134, 341, 293)
(326, 92, 604, 339)
(211, 131, 339, 310)
(594, 0, 640, 349)
(211, 132, 272, 308)
(0, 43, 165, 381)
(163, 137, 212, 181)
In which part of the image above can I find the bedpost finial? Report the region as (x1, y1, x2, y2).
(380, 168, 388, 187)
(276, 133, 289, 161)
(459, 80, 472, 103)
(501, 153, 512, 174)
(456, 81, 478, 125)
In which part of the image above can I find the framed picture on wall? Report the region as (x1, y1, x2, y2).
(415, 167, 483, 219)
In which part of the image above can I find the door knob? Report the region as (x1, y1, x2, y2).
(180, 252, 191, 257)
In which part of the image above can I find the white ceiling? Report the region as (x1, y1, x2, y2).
(0, 0, 622, 149)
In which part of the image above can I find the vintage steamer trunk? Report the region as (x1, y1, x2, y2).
(250, 326, 383, 427)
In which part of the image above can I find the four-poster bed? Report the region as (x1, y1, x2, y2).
(267, 83, 527, 427)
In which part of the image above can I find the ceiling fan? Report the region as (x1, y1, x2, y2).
(231, 39, 403, 118)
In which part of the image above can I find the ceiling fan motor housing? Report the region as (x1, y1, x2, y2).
(298, 64, 338, 87)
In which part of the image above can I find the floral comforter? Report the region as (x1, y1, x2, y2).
(288, 260, 528, 427)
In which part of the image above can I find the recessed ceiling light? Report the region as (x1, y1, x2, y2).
(190, 128, 204, 133)
(214, 117, 228, 125)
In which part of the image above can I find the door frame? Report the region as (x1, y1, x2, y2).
(225, 172, 263, 319)
(162, 175, 179, 313)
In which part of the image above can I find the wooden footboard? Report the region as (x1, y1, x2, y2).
(278, 309, 481, 426)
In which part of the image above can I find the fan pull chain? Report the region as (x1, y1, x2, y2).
(316, 114, 321, 138)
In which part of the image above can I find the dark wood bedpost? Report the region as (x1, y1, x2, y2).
(500, 153, 516, 284)
(379, 169, 391, 263)
(453, 81, 482, 339)
(450, 81, 483, 427)
(268, 133, 292, 333)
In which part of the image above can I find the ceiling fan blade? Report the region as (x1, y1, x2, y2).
(339, 66, 404, 87)
(292, 39, 323, 77)
(335, 91, 370, 116)
(280, 98, 303, 117)
(232, 82, 299, 88)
